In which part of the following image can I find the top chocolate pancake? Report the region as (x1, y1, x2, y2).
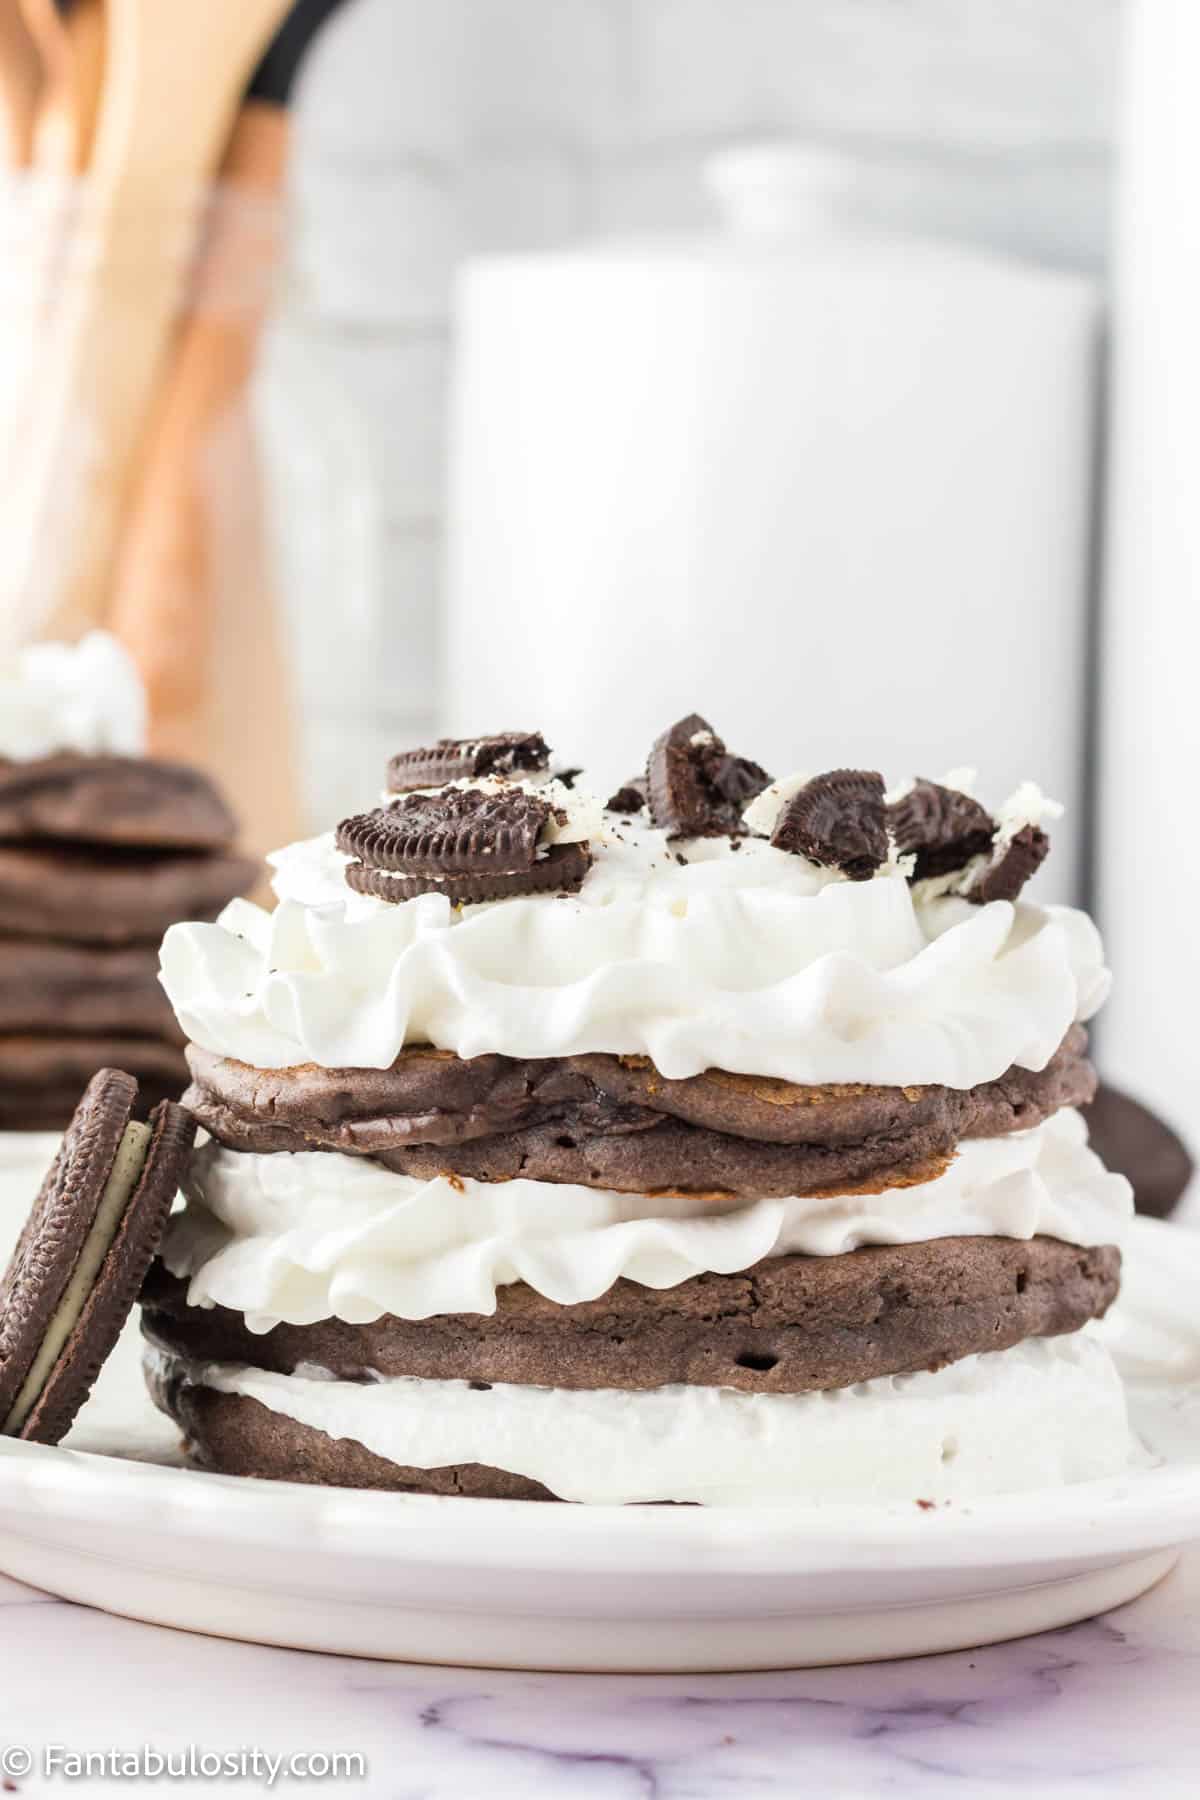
(0, 754, 238, 850)
(183, 1026, 1094, 1197)
(0, 841, 258, 946)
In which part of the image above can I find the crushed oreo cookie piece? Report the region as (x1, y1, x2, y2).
(771, 770, 888, 881)
(345, 842, 591, 906)
(606, 777, 647, 815)
(554, 768, 583, 791)
(386, 733, 550, 794)
(337, 789, 590, 904)
(645, 715, 771, 839)
(887, 779, 996, 881)
(966, 824, 1048, 905)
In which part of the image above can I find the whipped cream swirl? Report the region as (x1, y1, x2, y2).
(0, 632, 147, 761)
(162, 1111, 1130, 1332)
(159, 813, 1108, 1083)
(158, 1331, 1134, 1505)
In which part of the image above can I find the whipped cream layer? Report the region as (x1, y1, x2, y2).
(159, 816, 1108, 1084)
(161, 1110, 1130, 1332)
(158, 1331, 1134, 1505)
(0, 632, 147, 761)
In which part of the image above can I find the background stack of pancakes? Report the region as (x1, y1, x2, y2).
(143, 725, 1132, 1503)
(0, 754, 256, 1129)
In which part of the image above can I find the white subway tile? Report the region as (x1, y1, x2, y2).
(461, 149, 583, 251)
(292, 0, 471, 161)
(289, 160, 462, 327)
(626, 0, 1118, 151)
(464, 0, 632, 150)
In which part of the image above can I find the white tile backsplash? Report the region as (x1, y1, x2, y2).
(292, 0, 470, 161)
(267, 0, 1120, 827)
(290, 158, 462, 327)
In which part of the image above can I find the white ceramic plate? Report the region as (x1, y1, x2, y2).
(0, 1135, 1197, 1672)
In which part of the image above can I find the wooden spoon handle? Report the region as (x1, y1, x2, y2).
(109, 104, 303, 854)
(0, 0, 292, 652)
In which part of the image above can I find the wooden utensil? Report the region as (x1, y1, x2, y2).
(0, 0, 40, 166)
(109, 0, 350, 855)
(0, 0, 293, 652)
(22, 0, 104, 173)
(1, 3, 105, 549)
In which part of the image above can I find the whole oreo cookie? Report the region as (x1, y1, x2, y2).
(337, 789, 590, 904)
(771, 770, 888, 881)
(645, 715, 771, 839)
(887, 779, 996, 882)
(386, 733, 550, 794)
(967, 824, 1049, 904)
(0, 1069, 195, 1444)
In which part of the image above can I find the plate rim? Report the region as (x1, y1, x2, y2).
(0, 1218, 1195, 1578)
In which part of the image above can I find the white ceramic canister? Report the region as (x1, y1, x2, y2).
(1099, 0, 1198, 1147)
(445, 147, 1100, 895)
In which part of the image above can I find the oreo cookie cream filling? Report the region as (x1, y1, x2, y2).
(149, 723, 1136, 1504)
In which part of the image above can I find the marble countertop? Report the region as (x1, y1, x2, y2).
(0, 1549, 1197, 1799)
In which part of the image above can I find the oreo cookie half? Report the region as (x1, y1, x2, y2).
(0, 1069, 195, 1445)
(771, 770, 888, 881)
(337, 789, 591, 904)
(387, 733, 550, 794)
(645, 715, 771, 838)
(887, 779, 996, 882)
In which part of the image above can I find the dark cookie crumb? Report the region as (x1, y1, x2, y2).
(606, 778, 647, 814)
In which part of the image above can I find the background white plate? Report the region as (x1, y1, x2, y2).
(0, 1134, 1197, 1671)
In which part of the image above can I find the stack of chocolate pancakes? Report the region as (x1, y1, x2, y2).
(0, 754, 256, 1129)
(146, 721, 1135, 1505)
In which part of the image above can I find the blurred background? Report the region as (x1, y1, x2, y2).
(0, 1, 1193, 1164)
(262, 0, 1118, 828)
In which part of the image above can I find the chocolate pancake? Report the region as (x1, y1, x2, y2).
(349, 1124, 957, 1199)
(147, 1356, 556, 1498)
(0, 1070, 195, 1444)
(0, 939, 182, 1041)
(0, 841, 257, 945)
(0, 754, 237, 849)
(143, 1236, 1120, 1399)
(0, 1036, 189, 1131)
(182, 1028, 1094, 1197)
